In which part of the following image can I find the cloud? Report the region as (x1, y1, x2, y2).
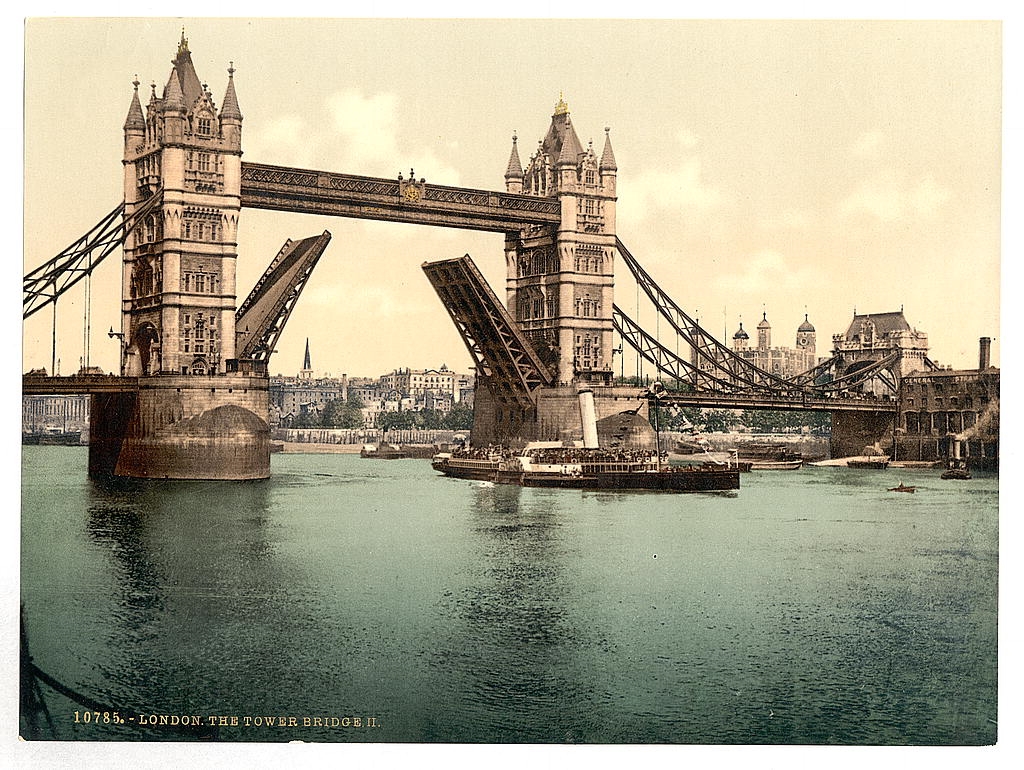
(246, 89, 463, 185)
(839, 172, 952, 222)
(715, 249, 823, 295)
(616, 129, 725, 225)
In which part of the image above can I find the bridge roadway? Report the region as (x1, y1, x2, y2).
(22, 375, 139, 395)
(654, 391, 898, 414)
(240, 162, 562, 232)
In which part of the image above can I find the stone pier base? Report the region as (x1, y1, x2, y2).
(471, 384, 653, 448)
(88, 374, 271, 480)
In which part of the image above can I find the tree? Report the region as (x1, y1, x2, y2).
(445, 402, 474, 430)
(377, 410, 416, 432)
(321, 395, 365, 428)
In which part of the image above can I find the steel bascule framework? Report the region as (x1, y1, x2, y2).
(422, 254, 553, 413)
(235, 231, 333, 362)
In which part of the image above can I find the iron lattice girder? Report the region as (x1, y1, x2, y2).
(240, 162, 561, 232)
(235, 231, 333, 362)
(615, 238, 803, 394)
(23, 192, 163, 320)
(815, 350, 903, 393)
(654, 391, 898, 414)
(613, 304, 753, 393)
(615, 303, 902, 398)
(422, 255, 553, 411)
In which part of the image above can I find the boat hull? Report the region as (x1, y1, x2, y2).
(433, 460, 739, 492)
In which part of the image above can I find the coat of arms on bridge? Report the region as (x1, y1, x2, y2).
(398, 169, 425, 203)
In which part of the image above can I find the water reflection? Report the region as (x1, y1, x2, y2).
(423, 484, 601, 742)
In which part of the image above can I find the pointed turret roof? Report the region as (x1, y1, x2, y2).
(757, 312, 771, 329)
(733, 322, 749, 340)
(505, 133, 523, 179)
(538, 94, 585, 168)
(123, 77, 145, 131)
(163, 64, 186, 111)
(798, 313, 815, 332)
(600, 127, 617, 171)
(221, 62, 242, 121)
(303, 338, 312, 371)
(169, 30, 206, 110)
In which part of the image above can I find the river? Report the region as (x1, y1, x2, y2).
(19, 447, 997, 744)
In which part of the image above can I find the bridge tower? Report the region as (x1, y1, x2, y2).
(453, 96, 650, 447)
(121, 30, 242, 376)
(503, 95, 618, 386)
(89, 33, 270, 479)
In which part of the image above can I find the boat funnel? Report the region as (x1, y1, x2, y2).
(578, 388, 600, 448)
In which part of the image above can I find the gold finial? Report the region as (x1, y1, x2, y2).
(554, 91, 569, 116)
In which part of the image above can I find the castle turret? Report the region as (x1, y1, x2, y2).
(757, 312, 771, 350)
(733, 321, 750, 351)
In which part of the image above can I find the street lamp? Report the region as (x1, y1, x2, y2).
(108, 326, 125, 375)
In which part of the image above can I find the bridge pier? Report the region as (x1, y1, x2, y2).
(88, 375, 270, 480)
(471, 383, 656, 449)
(829, 409, 896, 459)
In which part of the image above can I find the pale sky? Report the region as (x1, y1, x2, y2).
(22, 17, 1003, 378)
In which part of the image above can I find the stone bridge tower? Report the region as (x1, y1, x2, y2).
(503, 95, 618, 385)
(121, 31, 242, 377)
(92, 33, 270, 480)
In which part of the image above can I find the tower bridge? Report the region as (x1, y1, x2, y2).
(23, 33, 932, 478)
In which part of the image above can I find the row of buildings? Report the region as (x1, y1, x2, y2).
(268, 340, 475, 427)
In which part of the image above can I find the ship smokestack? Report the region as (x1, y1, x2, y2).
(979, 337, 991, 370)
(578, 388, 600, 449)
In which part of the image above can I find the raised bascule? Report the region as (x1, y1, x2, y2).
(25, 33, 974, 479)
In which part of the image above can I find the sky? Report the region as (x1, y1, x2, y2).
(21, 17, 1004, 379)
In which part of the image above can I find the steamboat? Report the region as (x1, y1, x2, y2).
(431, 388, 739, 493)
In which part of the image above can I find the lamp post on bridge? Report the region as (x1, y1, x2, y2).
(108, 327, 125, 375)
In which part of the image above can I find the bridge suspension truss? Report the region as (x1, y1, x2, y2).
(611, 237, 903, 399)
(23, 191, 164, 373)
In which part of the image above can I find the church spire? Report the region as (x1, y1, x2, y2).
(303, 338, 312, 371)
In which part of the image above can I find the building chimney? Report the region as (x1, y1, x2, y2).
(979, 337, 991, 370)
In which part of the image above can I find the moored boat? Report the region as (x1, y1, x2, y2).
(848, 457, 890, 469)
(747, 459, 803, 471)
(360, 442, 410, 459)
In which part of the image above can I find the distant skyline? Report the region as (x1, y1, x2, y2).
(23, 18, 1002, 378)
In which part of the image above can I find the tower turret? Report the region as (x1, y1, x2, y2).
(123, 77, 146, 148)
(504, 133, 523, 194)
(733, 321, 750, 351)
(757, 312, 771, 350)
(220, 62, 243, 148)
